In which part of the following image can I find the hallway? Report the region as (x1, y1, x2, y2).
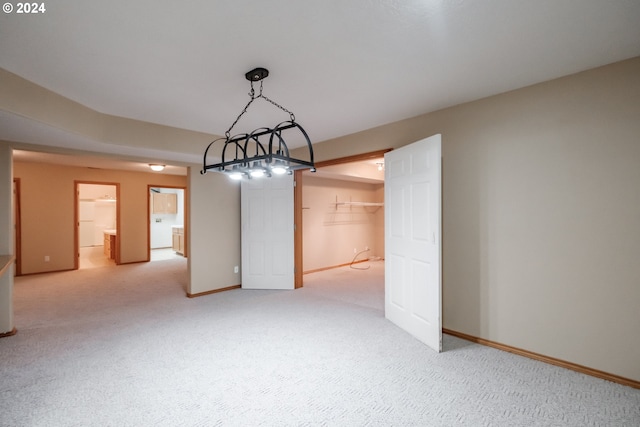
(79, 247, 183, 269)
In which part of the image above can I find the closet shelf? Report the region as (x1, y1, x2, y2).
(335, 201, 384, 207)
(334, 195, 383, 211)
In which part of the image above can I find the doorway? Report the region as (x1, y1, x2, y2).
(75, 182, 119, 269)
(148, 186, 186, 262)
(12, 178, 21, 276)
(297, 137, 442, 353)
(298, 150, 390, 279)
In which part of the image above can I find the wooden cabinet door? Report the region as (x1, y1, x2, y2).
(152, 193, 178, 214)
(165, 193, 177, 214)
(152, 193, 165, 214)
(172, 233, 180, 252)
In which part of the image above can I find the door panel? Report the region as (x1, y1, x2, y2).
(385, 134, 442, 352)
(388, 254, 405, 309)
(241, 175, 294, 290)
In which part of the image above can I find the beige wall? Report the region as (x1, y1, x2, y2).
(0, 68, 214, 162)
(0, 146, 14, 334)
(302, 175, 383, 271)
(303, 57, 640, 381)
(13, 161, 187, 274)
(187, 168, 241, 295)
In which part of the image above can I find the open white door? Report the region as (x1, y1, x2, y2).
(241, 174, 295, 290)
(385, 134, 442, 352)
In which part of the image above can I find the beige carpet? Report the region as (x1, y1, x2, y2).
(2, 259, 639, 426)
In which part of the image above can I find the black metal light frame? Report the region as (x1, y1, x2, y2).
(201, 68, 315, 179)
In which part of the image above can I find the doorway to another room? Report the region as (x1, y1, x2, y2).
(13, 178, 21, 276)
(300, 151, 388, 277)
(76, 182, 119, 270)
(297, 136, 442, 353)
(148, 186, 185, 262)
(298, 152, 386, 314)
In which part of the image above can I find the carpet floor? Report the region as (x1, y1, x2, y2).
(1, 259, 639, 426)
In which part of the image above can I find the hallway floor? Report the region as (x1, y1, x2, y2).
(79, 246, 114, 269)
(78, 246, 183, 269)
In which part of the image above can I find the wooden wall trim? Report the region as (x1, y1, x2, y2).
(0, 327, 17, 338)
(18, 268, 75, 276)
(187, 284, 241, 298)
(294, 171, 303, 288)
(314, 149, 392, 168)
(12, 178, 21, 276)
(303, 259, 370, 275)
(443, 328, 640, 390)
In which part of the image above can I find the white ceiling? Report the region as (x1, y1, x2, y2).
(1, 0, 639, 175)
(305, 158, 386, 184)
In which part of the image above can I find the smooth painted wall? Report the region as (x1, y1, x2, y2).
(0, 146, 14, 334)
(298, 57, 640, 381)
(302, 175, 383, 271)
(13, 161, 186, 274)
(0, 68, 212, 162)
(0, 146, 12, 256)
(187, 168, 241, 295)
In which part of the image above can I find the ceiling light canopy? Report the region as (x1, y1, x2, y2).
(201, 67, 315, 179)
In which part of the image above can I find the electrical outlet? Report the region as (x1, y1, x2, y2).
(234, 266, 239, 273)
(44, 255, 50, 262)
(365, 246, 369, 251)
(354, 248, 357, 254)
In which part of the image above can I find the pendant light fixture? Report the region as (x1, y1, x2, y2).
(201, 67, 316, 179)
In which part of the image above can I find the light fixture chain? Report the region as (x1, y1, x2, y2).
(225, 81, 257, 138)
(259, 93, 296, 122)
(224, 73, 296, 138)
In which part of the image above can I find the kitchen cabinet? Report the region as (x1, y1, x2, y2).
(172, 226, 184, 255)
(152, 193, 177, 214)
(103, 230, 116, 259)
